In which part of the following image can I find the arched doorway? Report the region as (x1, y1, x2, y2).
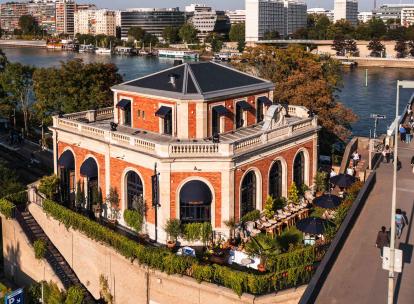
(58, 150, 75, 207)
(269, 161, 282, 199)
(293, 151, 305, 190)
(240, 171, 256, 218)
(125, 171, 143, 210)
(179, 180, 212, 224)
(80, 157, 99, 212)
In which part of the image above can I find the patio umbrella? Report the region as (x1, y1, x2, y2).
(296, 217, 334, 235)
(330, 174, 356, 188)
(314, 194, 341, 209)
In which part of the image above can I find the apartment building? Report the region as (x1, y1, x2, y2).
(74, 9, 116, 36)
(0, 2, 28, 32)
(333, 0, 358, 26)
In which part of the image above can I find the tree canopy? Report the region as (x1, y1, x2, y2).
(162, 26, 180, 44)
(127, 27, 145, 41)
(229, 23, 245, 42)
(179, 23, 198, 44)
(0, 161, 23, 198)
(234, 45, 357, 149)
(32, 59, 122, 125)
(18, 15, 39, 35)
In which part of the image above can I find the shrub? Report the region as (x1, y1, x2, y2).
(164, 218, 181, 242)
(240, 210, 260, 223)
(34, 239, 47, 260)
(38, 175, 60, 200)
(277, 226, 303, 252)
(262, 196, 275, 219)
(244, 233, 279, 259)
(3, 190, 27, 205)
(273, 197, 287, 210)
(314, 171, 328, 193)
(183, 222, 212, 246)
(288, 182, 300, 204)
(0, 198, 15, 219)
(123, 209, 143, 233)
(65, 285, 84, 304)
(310, 207, 325, 218)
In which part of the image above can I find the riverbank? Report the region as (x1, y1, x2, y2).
(335, 56, 414, 69)
(0, 39, 46, 48)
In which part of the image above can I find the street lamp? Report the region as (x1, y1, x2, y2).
(388, 80, 414, 304)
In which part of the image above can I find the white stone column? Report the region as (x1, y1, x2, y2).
(156, 162, 171, 243)
(105, 144, 111, 196)
(113, 92, 118, 124)
(196, 102, 207, 139)
(177, 102, 188, 139)
(53, 129, 58, 174)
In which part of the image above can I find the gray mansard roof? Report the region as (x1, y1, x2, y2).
(112, 61, 275, 101)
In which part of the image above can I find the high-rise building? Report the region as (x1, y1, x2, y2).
(95, 9, 116, 36)
(74, 9, 92, 34)
(74, 9, 116, 36)
(245, 0, 307, 41)
(307, 8, 334, 22)
(188, 6, 230, 40)
(333, 0, 358, 26)
(401, 7, 414, 27)
(373, 4, 414, 23)
(358, 11, 373, 23)
(0, 2, 28, 33)
(27, 1, 56, 34)
(55, 0, 75, 35)
(226, 10, 246, 24)
(120, 8, 185, 41)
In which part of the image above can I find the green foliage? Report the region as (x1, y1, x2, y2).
(65, 285, 84, 304)
(395, 39, 408, 58)
(41, 199, 319, 296)
(123, 209, 143, 233)
(38, 175, 60, 200)
(310, 206, 325, 218)
(0, 161, 23, 198)
(265, 245, 316, 272)
(179, 23, 198, 44)
(128, 26, 145, 41)
(229, 23, 245, 42)
(206, 33, 223, 53)
(75, 180, 84, 209)
(19, 15, 39, 35)
(367, 38, 385, 57)
(99, 275, 113, 304)
(107, 187, 120, 221)
(183, 222, 212, 245)
(288, 182, 300, 204)
(264, 30, 280, 39)
(240, 209, 260, 223)
(224, 217, 237, 240)
(32, 59, 122, 125)
(244, 233, 279, 259)
(273, 197, 287, 210)
(262, 196, 275, 218)
(43, 280, 65, 304)
(33, 239, 47, 260)
(277, 226, 303, 252)
(333, 203, 351, 228)
(314, 171, 328, 193)
(164, 218, 181, 242)
(0, 198, 15, 219)
(162, 26, 180, 44)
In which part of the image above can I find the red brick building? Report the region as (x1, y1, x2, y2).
(52, 61, 319, 243)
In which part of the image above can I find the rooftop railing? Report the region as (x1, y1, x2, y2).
(54, 106, 318, 158)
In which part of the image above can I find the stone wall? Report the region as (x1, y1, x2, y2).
(1, 215, 64, 290)
(28, 203, 305, 304)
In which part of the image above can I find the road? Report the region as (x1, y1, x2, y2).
(316, 140, 414, 304)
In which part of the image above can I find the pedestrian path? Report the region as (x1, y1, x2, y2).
(316, 139, 414, 304)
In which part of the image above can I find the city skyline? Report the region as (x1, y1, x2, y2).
(1, 0, 414, 12)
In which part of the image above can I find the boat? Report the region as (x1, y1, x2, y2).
(214, 52, 232, 61)
(341, 60, 357, 68)
(114, 46, 133, 55)
(79, 44, 95, 53)
(158, 49, 199, 59)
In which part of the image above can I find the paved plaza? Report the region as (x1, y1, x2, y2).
(316, 140, 414, 303)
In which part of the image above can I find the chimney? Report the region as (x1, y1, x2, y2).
(168, 73, 177, 87)
(174, 59, 183, 66)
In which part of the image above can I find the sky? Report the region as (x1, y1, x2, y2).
(84, 0, 414, 12)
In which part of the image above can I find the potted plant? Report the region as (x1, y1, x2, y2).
(106, 187, 120, 226)
(92, 188, 103, 219)
(244, 234, 279, 273)
(75, 181, 85, 212)
(288, 182, 300, 205)
(224, 217, 237, 245)
(313, 171, 328, 196)
(164, 218, 181, 249)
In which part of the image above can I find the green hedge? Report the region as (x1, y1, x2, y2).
(3, 190, 27, 205)
(0, 198, 15, 219)
(42, 199, 315, 296)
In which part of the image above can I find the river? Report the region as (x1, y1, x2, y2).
(3, 47, 414, 137)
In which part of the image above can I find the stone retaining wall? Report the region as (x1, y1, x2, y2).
(27, 203, 305, 304)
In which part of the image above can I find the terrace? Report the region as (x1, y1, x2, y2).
(52, 105, 318, 159)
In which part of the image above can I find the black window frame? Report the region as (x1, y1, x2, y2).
(269, 161, 282, 199)
(126, 171, 144, 210)
(235, 102, 244, 129)
(240, 171, 256, 218)
(293, 152, 305, 189)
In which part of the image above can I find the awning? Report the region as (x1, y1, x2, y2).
(155, 106, 172, 118)
(58, 150, 75, 170)
(80, 157, 98, 178)
(180, 180, 212, 204)
(116, 99, 131, 110)
(212, 105, 229, 116)
(258, 96, 273, 107)
(237, 100, 252, 110)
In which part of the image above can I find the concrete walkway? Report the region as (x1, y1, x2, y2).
(316, 140, 414, 304)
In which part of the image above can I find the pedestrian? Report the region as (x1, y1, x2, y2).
(399, 124, 406, 142)
(382, 145, 391, 163)
(395, 209, 408, 239)
(405, 124, 412, 143)
(352, 151, 360, 167)
(346, 164, 355, 176)
(376, 226, 389, 258)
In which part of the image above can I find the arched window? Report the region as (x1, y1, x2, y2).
(58, 150, 75, 207)
(180, 180, 212, 223)
(293, 152, 305, 189)
(269, 161, 282, 198)
(126, 171, 143, 210)
(241, 171, 256, 217)
(80, 157, 99, 211)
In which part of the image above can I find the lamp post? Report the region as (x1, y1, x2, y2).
(388, 80, 414, 304)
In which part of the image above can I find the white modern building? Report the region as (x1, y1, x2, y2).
(226, 10, 246, 24)
(74, 9, 116, 36)
(358, 11, 373, 23)
(246, 0, 307, 41)
(401, 7, 414, 27)
(333, 0, 358, 26)
(307, 8, 334, 22)
(374, 4, 414, 23)
(187, 5, 230, 41)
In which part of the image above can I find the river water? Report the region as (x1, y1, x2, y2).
(3, 47, 414, 137)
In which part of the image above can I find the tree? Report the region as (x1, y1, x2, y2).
(0, 161, 23, 197)
(263, 30, 280, 40)
(332, 36, 346, 56)
(179, 23, 198, 44)
(229, 23, 245, 42)
(18, 15, 39, 35)
(234, 45, 357, 150)
(142, 32, 158, 45)
(0, 63, 34, 136)
(292, 27, 308, 39)
(367, 17, 387, 39)
(206, 33, 223, 52)
(367, 38, 385, 57)
(327, 20, 355, 39)
(127, 26, 145, 41)
(162, 26, 179, 44)
(345, 39, 358, 56)
(32, 59, 122, 125)
(395, 39, 407, 58)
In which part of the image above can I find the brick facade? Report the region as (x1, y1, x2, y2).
(188, 103, 197, 139)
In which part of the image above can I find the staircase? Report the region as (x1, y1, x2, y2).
(15, 207, 96, 303)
